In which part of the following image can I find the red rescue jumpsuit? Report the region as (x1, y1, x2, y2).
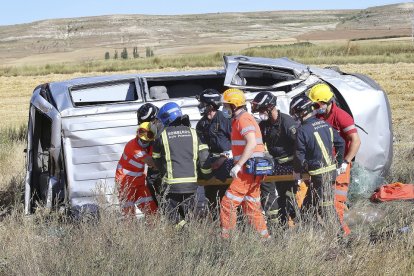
(115, 138, 157, 217)
(220, 111, 269, 238)
(317, 102, 357, 235)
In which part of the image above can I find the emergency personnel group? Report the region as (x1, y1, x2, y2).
(115, 83, 360, 238)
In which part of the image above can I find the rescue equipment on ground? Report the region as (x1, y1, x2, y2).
(371, 183, 414, 202)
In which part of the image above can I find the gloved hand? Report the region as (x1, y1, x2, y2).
(339, 162, 348, 174)
(293, 172, 302, 186)
(230, 164, 242, 179)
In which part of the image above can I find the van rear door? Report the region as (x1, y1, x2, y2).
(223, 55, 309, 91)
(60, 78, 144, 210)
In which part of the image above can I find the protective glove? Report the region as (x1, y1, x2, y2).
(339, 162, 348, 174)
(293, 172, 302, 186)
(230, 164, 242, 179)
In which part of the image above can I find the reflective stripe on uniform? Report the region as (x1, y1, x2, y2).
(329, 128, 333, 143)
(136, 196, 154, 205)
(245, 196, 261, 203)
(199, 144, 209, 151)
(117, 164, 123, 170)
(232, 140, 246, 146)
(123, 169, 143, 177)
(334, 189, 348, 196)
(128, 159, 144, 169)
(225, 191, 244, 202)
(152, 152, 161, 158)
(233, 152, 264, 162)
(122, 153, 128, 160)
(231, 138, 263, 146)
(201, 167, 212, 174)
(163, 176, 198, 184)
(313, 131, 332, 166)
(277, 155, 294, 164)
(175, 220, 187, 229)
(240, 125, 256, 135)
(308, 164, 336, 176)
(343, 124, 356, 133)
(161, 131, 173, 180)
(260, 229, 269, 236)
(120, 201, 136, 208)
(191, 129, 198, 178)
(134, 151, 146, 159)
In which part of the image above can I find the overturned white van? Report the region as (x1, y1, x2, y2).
(24, 55, 393, 215)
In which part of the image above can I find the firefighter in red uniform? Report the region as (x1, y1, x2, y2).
(220, 88, 269, 239)
(308, 83, 361, 235)
(115, 122, 158, 217)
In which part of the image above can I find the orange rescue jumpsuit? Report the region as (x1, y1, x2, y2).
(115, 138, 157, 217)
(220, 111, 269, 238)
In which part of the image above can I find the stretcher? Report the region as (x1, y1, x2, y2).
(197, 174, 309, 186)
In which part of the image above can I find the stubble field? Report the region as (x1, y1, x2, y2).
(0, 63, 413, 275)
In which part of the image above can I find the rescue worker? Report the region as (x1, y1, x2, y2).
(290, 95, 345, 225)
(115, 122, 158, 218)
(220, 88, 269, 239)
(152, 102, 211, 228)
(251, 91, 297, 226)
(308, 83, 361, 235)
(137, 103, 163, 205)
(196, 89, 232, 219)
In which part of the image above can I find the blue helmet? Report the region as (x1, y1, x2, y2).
(157, 102, 182, 126)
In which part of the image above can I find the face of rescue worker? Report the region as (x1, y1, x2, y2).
(222, 103, 233, 119)
(316, 102, 328, 115)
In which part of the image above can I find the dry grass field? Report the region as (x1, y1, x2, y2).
(0, 62, 413, 275)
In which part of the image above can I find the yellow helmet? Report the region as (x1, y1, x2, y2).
(222, 88, 246, 108)
(308, 83, 334, 103)
(137, 122, 155, 141)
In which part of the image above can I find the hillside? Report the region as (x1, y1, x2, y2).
(298, 3, 413, 40)
(0, 3, 412, 66)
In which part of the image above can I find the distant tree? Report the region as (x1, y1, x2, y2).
(104, 52, 110, 60)
(121, 47, 128, 59)
(114, 50, 118, 59)
(146, 47, 154, 57)
(133, 47, 139, 58)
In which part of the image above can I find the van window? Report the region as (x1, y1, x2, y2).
(144, 75, 225, 101)
(71, 81, 140, 106)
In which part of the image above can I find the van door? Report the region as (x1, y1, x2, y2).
(223, 56, 309, 91)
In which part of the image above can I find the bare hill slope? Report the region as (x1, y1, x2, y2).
(0, 3, 412, 65)
(298, 3, 413, 41)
